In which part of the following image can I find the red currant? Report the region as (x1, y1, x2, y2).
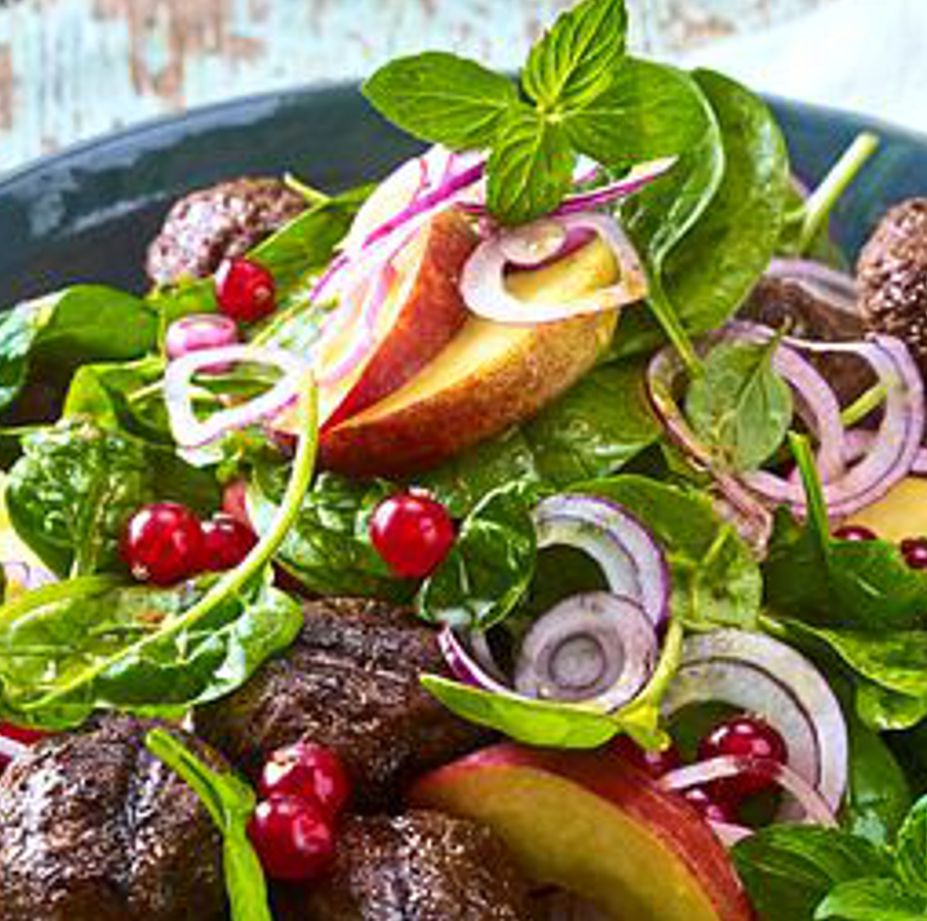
(698, 715, 787, 802)
(248, 795, 335, 882)
(201, 515, 258, 572)
(609, 736, 682, 779)
(901, 537, 927, 570)
(121, 502, 205, 585)
(215, 257, 276, 323)
(683, 785, 737, 824)
(370, 492, 455, 579)
(833, 525, 877, 542)
(259, 741, 351, 819)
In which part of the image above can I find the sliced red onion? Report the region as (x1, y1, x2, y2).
(707, 819, 754, 848)
(914, 447, 927, 475)
(551, 157, 677, 216)
(661, 629, 848, 821)
(533, 494, 670, 629)
(766, 258, 858, 313)
(468, 629, 509, 684)
(460, 212, 647, 325)
(2, 560, 56, 594)
(165, 314, 239, 365)
(514, 592, 657, 709)
(659, 755, 838, 828)
(439, 627, 513, 697)
(164, 344, 311, 449)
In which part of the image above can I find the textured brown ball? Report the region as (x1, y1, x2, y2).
(857, 198, 927, 374)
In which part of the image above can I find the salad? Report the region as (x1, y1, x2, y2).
(2, 1, 927, 919)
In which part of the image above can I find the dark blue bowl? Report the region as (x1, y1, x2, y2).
(0, 85, 925, 307)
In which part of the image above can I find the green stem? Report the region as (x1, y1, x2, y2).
(840, 382, 887, 428)
(789, 431, 831, 543)
(647, 274, 702, 377)
(0, 574, 120, 629)
(283, 173, 330, 207)
(799, 132, 879, 254)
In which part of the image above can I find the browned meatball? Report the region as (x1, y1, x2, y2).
(282, 810, 536, 920)
(195, 598, 491, 809)
(146, 177, 307, 285)
(857, 198, 927, 373)
(0, 715, 225, 921)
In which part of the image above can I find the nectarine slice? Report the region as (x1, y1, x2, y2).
(844, 476, 927, 543)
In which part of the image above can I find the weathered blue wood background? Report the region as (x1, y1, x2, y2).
(0, 0, 824, 177)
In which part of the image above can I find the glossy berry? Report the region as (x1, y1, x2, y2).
(248, 795, 335, 882)
(259, 741, 351, 819)
(833, 525, 877, 542)
(121, 502, 205, 585)
(683, 785, 736, 824)
(370, 492, 456, 579)
(609, 736, 683, 779)
(200, 515, 258, 572)
(215, 257, 276, 323)
(698, 715, 788, 802)
(901, 537, 927, 570)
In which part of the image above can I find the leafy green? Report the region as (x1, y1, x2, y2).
(361, 51, 519, 149)
(417, 484, 537, 629)
(685, 338, 792, 470)
(896, 796, 927, 894)
(5, 420, 218, 577)
(0, 286, 158, 415)
(145, 728, 271, 921)
(856, 681, 927, 732)
(522, 0, 626, 110)
(576, 475, 761, 629)
(815, 879, 926, 920)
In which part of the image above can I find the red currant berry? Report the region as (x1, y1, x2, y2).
(200, 515, 258, 572)
(370, 492, 456, 579)
(248, 795, 335, 882)
(833, 525, 877, 542)
(609, 736, 682, 778)
(698, 715, 788, 802)
(901, 537, 927, 570)
(259, 741, 351, 819)
(215, 257, 276, 323)
(683, 785, 736, 824)
(121, 502, 205, 585)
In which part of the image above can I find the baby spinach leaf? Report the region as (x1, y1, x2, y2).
(0, 285, 158, 415)
(895, 795, 927, 895)
(576, 474, 761, 629)
(856, 681, 927, 732)
(685, 338, 793, 470)
(815, 878, 926, 920)
(731, 825, 893, 921)
(146, 728, 271, 921)
(5, 420, 218, 578)
(417, 483, 537, 629)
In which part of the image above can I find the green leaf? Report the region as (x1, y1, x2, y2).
(6, 420, 218, 577)
(856, 681, 927, 732)
(145, 728, 271, 921)
(362, 51, 519, 149)
(685, 339, 793, 470)
(576, 475, 761, 629)
(815, 878, 927, 920)
(417, 483, 537, 629)
(895, 796, 927, 895)
(0, 285, 158, 415)
(731, 825, 893, 921)
(486, 106, 576, 225)
(522, 0, 627, 110)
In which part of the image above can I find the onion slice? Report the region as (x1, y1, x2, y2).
(533, 494, 670, 628)
(552, 157, 677, 215)
(439, 627, 513, 697)
(164, 344, 312, 449)
(460, 212, 647, 325)
(661, 629, 848, 820)
(765, 258, 858, 313)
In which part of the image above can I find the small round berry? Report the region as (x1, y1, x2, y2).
(833, 524, 878, 542)
(200, 515, 258, 572)
(121, 502, 205, 585)
(609, 735, 683, 778)
(369, 492, 456, 579)
(683, 785, 736, 824)
(259, 741, 351, 819)
(248, 795, 335, 882)
(901, 537, 927, 570)
(215, 257, 276, 323)
(698, 715, 788, 802)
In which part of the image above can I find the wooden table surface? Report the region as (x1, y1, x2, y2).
(0, 0, 825, 178)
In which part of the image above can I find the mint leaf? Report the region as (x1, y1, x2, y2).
(815, 879, 927, 920)
(362, 51, 519, 149)
(896, 796, 927, 895)
(522, 0, 627, 110)
(486, 106, 575, 225)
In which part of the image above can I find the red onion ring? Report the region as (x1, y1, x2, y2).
(765, 258, 858, 313)
(460, 212, 647, 325)
(2, 560, 56, 594)
(439, 627, 513, 697)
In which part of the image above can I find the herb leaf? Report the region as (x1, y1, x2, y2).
(145, 728, 271, 921)
(522, 0, 627, 110)
(486, 107, 576, 225)
(685, 339, 793, 471)
(895, 796, 927, 895)
(362, 51, 519, 149)
(815, 878, 927, 920)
